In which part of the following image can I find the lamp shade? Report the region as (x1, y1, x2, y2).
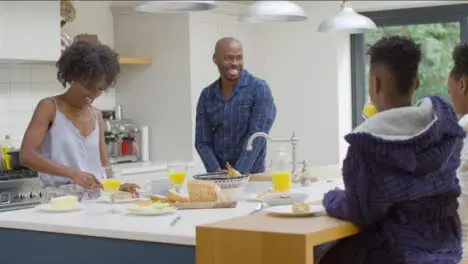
(318, 2, 376, 34)
(135, 1, 217, 12)
(239, 1, 307, 23)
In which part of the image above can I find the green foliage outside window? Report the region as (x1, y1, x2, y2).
(364, 22, 460, 104)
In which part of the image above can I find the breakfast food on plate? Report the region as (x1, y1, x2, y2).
(127, 201, 173, 212)
(226, 162, 242, 177)
(50, 195, 78, 210)
(187, 180, 222, 202)
(292, 202, 311, 213)
(135, 200, 155, 206)
(166, 189, 189, 203)
(150, 194, 171, 203)
(152, 201, 172, 210)
(111, 191, 139, 201)
(256, 189, 277, 199)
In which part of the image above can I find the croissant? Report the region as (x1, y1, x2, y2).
(226, 162, 241, 177)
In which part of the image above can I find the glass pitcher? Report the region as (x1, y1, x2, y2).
(270, 145, 292, 192)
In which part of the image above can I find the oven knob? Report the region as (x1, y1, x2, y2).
(20, 193, 28, 200)
(30, 192, 36, 199)
(39, 192, 43, 198)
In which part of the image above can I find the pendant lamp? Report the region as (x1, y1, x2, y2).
(318, 0, 376, 34)
(135, 1, 217, 13)
(239, 1, 307, 23)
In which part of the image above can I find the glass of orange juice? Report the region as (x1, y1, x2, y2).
(102, 179, 121, 193)
(168, 162, 187, 192)
(272, 171, 292, 192)
(101, 166, 121, 193)
(100, 166, 121, 214)
(362, 104, 377, 119)
(271, 146, 293, 192)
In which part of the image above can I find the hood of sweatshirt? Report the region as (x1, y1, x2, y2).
(347, 96, 465, 175)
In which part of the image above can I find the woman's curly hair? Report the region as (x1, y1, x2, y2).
(451, 43, 468, 80)
(56, 40, 120, 89)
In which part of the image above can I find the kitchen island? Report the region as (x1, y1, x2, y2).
(0, 180, 358, 264)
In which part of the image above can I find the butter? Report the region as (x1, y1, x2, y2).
(50, 195, 78, 210)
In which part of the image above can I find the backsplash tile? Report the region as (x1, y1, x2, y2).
(0, 64, 116, 147)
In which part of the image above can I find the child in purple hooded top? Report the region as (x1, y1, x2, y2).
(318, 36, 465, 264)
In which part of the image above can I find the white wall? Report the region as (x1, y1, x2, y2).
(113, 13, 193, 163)
(113, 2, 351, 168)
(251, 2, 350, 166)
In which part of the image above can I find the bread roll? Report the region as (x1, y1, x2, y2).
(149, 194, 170, 203)
(292, 202, 310, 213)
(187, 180, 222, 203)
(166, 189, 189, 203)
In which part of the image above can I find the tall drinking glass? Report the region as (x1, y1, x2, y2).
(271, 146, 292, 193)
(362, 104, 377, 119)
(100, 166, 121, 214)
(167, 162, 187, 192)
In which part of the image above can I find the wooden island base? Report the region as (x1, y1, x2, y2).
(196, 212, 359, 264)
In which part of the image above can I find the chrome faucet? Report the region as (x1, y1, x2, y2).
(247, 132, 309, 185)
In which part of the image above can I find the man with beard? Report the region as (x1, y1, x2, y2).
(195, 37, 276, 174)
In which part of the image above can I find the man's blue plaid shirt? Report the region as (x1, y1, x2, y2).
(195, 70, 276, 174)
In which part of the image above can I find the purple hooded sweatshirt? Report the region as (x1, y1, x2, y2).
(320, 96, 465, 264)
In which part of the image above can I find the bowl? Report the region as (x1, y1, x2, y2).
(192, 172, 250, 201)
(262, 192, 308, 206)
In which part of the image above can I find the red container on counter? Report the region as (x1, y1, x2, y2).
(121, 140, 132, 156)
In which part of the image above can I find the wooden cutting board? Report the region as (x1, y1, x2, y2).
(173, 201, 237, 210)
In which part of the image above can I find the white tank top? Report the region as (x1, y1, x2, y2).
(38, 97, 103, 187)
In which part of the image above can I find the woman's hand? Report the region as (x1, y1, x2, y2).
(119, 183, 140, 194)
(71, 171, 102, 189)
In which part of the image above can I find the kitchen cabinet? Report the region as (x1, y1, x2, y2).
(0, 2, 61, 62)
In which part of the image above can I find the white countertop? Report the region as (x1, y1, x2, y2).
(0, 180, 343, 246)
(0, 201, 259, 246)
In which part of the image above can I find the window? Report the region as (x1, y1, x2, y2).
(351, 4, 468, 128)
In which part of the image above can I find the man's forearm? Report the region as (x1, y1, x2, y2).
(195, 143, 221, 172)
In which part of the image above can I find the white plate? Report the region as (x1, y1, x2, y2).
(245, 189, 302, 202)
(36, 204, 82, 213)
(262, 192, 309, 206)
(125, 206, 177, 216)
(95, 196, 144, 204)
(264, 204, 325, 217)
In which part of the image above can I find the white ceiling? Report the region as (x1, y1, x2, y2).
(110, 1, 249, 16)
(110, 1, 468, 16)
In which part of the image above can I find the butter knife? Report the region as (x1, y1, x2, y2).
(170, 215, 181, 227)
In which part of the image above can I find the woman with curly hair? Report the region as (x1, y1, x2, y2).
(19, 40, 138, 199)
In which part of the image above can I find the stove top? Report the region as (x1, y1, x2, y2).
(0, 170, 37, 181)
(0, 170, 42, 212)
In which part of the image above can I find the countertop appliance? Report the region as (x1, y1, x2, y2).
(103, 105, 141, 164)
(0, 170, 42, 212)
